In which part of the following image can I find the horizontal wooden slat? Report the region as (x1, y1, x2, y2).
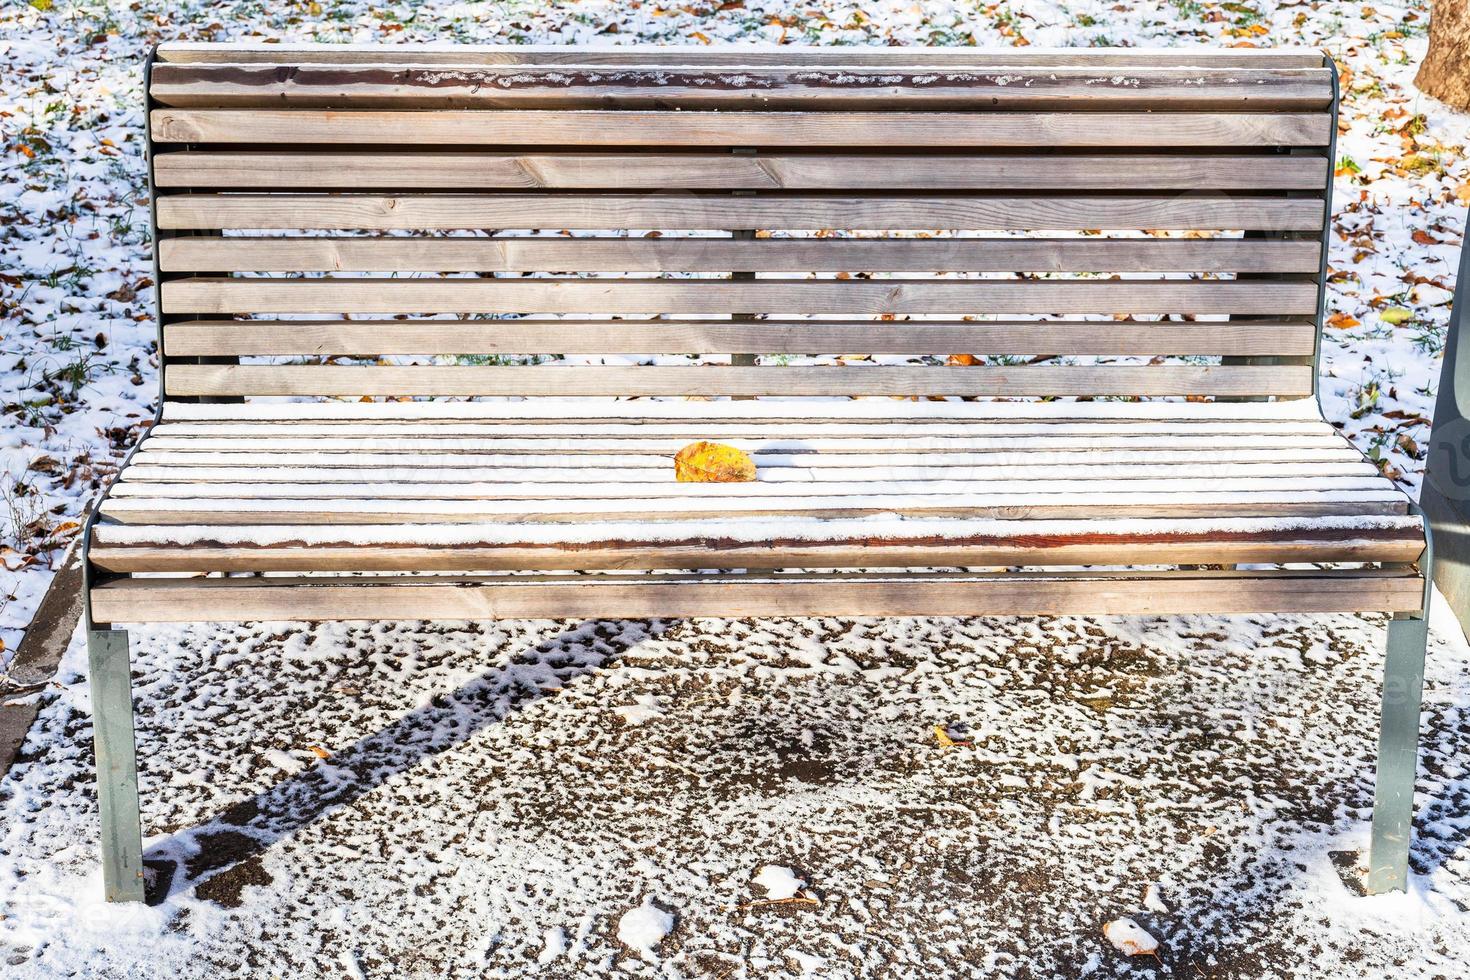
(117, 460, 1379, 485)
(105, 474, 1390, 501)
(150, 109, 1334, 148)
(154, 194, 1327, 232)
(153, 398, 1332, 423)
(153, 43, 1334, 70)
(133, 436, 1349, 459)
(99, 492, 1406, 526)
(84, 515, 1428, 573)
(161, 318, 1320, 357)
(163, 364, 1314, 397)
(157, 237, 1325, 274)
(127, 447, 1368, 473)
(145, 417, 1338, 437)
(87, 572, 1426, 623)
(159, 279, 1321, 316)
(149, 64, 1333, 111)
(151, 151, 1333, 192)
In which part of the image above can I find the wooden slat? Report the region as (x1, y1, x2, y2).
(161, 319, 1320, 357)
(153, 43, 1334, 70)
(84, 519, 1428, 574)
(99, 495, 1407, 526)
(89, 572, 1422, 623)
(149, 109, 1334, 148)
(156, 237, 1326, 274)
(152, 399, 1335, 423)
(134, 436, 1350, 454)
(148, 64, 1333, 111)
(104, 474, 1391, 501)
(127, 447, 1370, 472)
(144, 417, 1338, 437)
(151, 152, 1333, 192)
(159, 279, 1321, 316)
(116, 460, 1380, 485)
(163, 364, 1315, 397)
(154, 194, 1327, 232)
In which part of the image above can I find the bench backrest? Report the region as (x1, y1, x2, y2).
(146, 43, 1337, 403)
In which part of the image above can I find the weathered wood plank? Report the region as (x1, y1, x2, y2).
(159, 279, 1322, 316)
(99, 497, 1407, 527)
(161, 318, 1320, 357)
(154, 194, 1327, 232)
(116, 460, 1380, 486)
(89, 572, 1423, 622)
(152, 398, 1333, 423)
(143, 417, 1338, 436)
(151, 151, 1332, 191)
(126, 452, 1375, 481)
(150, 109, 1334, 147)
(134, 434, 1351, 454)
(84, 520, 1429, 574)
(152, 42, 1333, 70)
(148, 64, 1333, 111)
(162, 363, 1315, 397)
(156, 237, 1325, 274)
(103, 473, 1391, 501)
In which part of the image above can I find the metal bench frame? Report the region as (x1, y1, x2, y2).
(78, 43, 1433, 903)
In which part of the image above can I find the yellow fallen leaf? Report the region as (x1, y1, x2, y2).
(1380, 307, 1413, 325)
(308, 746, 331, 759)
(933, 724, 972, 748)
(674, 442, 756, 483)
(1455, 182, 1470, 207)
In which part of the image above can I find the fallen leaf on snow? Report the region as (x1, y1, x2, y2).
(933, 724, 972, 748)
(674, 441, 756, 483)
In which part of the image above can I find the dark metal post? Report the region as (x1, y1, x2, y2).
(1420, 205, 1470, 633)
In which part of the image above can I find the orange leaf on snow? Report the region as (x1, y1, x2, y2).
(674, 442, 756, 483)
(1412, 229, 1441, 246)
(1327, 312, 1361, 329)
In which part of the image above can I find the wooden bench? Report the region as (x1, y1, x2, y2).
(83, 41, 1431, 902)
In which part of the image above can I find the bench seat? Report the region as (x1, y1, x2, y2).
(87, 400, 1424, 620)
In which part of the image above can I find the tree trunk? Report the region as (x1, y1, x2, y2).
(1416, 0, 1470, 110)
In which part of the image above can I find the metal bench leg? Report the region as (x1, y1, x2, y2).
(1366, 609, 1430, 894)
(88, 628, 146, 902)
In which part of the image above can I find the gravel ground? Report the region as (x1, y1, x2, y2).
(2, 608, 1469, 978)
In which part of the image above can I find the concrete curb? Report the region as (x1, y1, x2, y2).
(1, 535, 85, 777)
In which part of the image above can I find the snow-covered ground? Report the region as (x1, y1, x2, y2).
(5, 606, 1470, 976)
(2, 0, 1470, 976)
